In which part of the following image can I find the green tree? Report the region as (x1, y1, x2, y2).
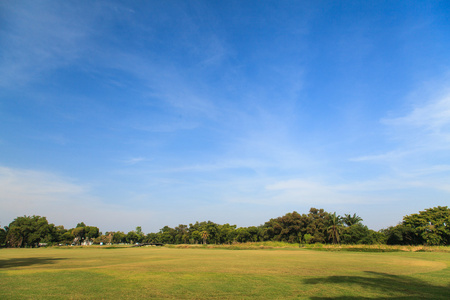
(159, 226, 176, 244)
(60, 231, 75, 245)
(0, 227, 7, 247)
(343, 213, 363, 227)
(235, 227, 251, 243)
(144, 232, 159, 243)
(216, 223, 236, 244)
(76, 222, 86, 228)
(402, 206, 450, 245)
(72, 227, 85, 244)
(327, 212, 343, 244)
(175, 224, 188, 244)
(126, 231, 140, 244)
(306, 208, 329, 243)
(261, 211, 307, 243)
(201, 230, 208, 244)
(135, 226, 144, 238)
(341, 223, 375, 244)
(112, 231, 126, 244)
(6, 216, 57, 247)
(85, 226, 100, 240)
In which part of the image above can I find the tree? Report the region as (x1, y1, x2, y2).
(159, 226, 176, 244)
(261, 211, 307, 243)
(235, 227, 251, 243)
(126, 231, 140, 244)
(112, 231, 126, 244)
(144, 232, 159, 243)
(175, 224, 188, 244)
(306, 208, 329, 243)
(216, 224, 236, 244)
(60, 231, 75, 245)
(72, 227, 86, 244)
(85, 226, 100, 240)
(382, 225, 413, 245)
(6, 216, 57, 247)
(76, 222, 86, 228)
(135, 226, 144, 238)
(201, 230, 208, 244)
(327, 212, 343, 244)
(343, 213, 363, 227)
(0, 227, 7, 247)
(341, 223, 371, 244)
(402, 206, 450, 245)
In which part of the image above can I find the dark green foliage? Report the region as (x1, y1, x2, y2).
(0, 227, 7, 246)
(60, 231, 75, 245)
(112, 231, 126, 244)
(3, 206, 447, 246)
(5, 216, 58, 247)
(260, 209, 330, 244)
(403, 206, 450, 245)
(341, 224, 385, 245)
(327, 212, 344, 244)
(85, 226, 100, 240)
(76, 222, 86, 228)
(305, 208, 330, 243)
(383, 206, 450, 246)
(126, 231, 141, 244)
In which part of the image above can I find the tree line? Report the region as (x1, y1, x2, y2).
(1, 206, 449, 248)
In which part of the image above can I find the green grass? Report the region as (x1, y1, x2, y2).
(1, 246, 449, 299)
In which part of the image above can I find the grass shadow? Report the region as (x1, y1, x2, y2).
(0, 257, 67, 269)
(304, 271, 450, 299)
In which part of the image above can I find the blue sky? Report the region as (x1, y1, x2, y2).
(1, 1, 450, 233)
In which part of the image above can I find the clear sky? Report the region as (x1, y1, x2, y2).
(1, 1, 449, 233)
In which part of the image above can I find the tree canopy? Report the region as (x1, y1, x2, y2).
(1, 206, 448, 247)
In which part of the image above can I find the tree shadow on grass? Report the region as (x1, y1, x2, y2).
(0, 257, 67, 269)
(304, 271, 450, 299)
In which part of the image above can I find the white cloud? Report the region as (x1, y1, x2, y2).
(384, 94, 450, 135)
(352, 87, 450, 164)
(0, 166, 159, 232)
(0, 166, 86, 203)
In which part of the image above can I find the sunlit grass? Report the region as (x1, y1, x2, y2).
(1, 246, 449, 299)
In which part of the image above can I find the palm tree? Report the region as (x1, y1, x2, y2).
(201, 231, 208, 245)
(327, 212, 343, 244)
(343, 213, 363, 227)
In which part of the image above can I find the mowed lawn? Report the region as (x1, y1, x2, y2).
(1, 247, 449, 299)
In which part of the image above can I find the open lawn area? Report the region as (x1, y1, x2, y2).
(1, 246, 449, 299)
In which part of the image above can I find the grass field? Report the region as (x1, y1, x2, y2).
(1, 245, 449, 299)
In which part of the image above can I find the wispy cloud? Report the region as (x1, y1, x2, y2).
(383, 93, 450, 136)
(0, 166, 158, 231)
(352, 86, 450, 163)
(0, 1, 95, 88)
(122, 157, 148, 165)
(0, 166, 88, 215)
(349, 150, 412, 162)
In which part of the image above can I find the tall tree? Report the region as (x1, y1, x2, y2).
(201, 230, 208, 244)
(306, 208, 329, 243)
(327, 212, 343, 244)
